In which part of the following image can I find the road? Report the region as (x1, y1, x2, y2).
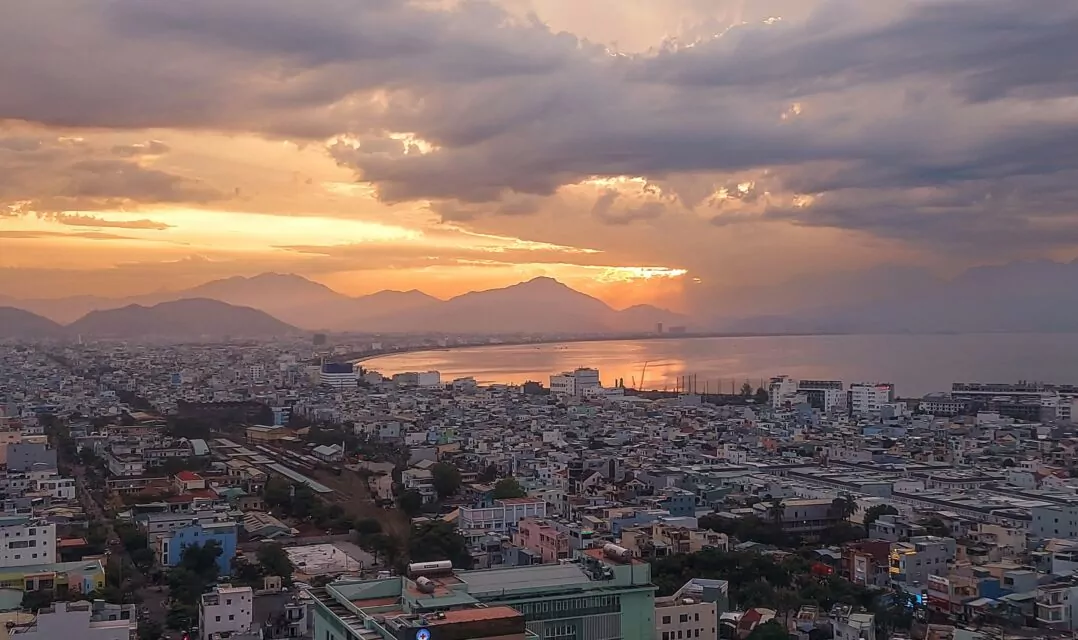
(74, 463, 170, 626)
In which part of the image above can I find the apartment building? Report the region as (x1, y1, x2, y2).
(656, 596, 717, 640)
(200, 584, 254, 640)
(1036, 578, 1078, 631)
(889, 536, 957, 587)
(1032, 503, 1078, 540)
(513, 518, 570, 564)
(0, 516, 55, 567)
(458, 497, 547, 534)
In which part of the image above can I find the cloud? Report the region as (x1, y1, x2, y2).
(0, 230, 138, 241)
(0, 127, 220, 213)
(44, 213, 174, 230)
(111, 140, 171, 157)
(0, 0, 1075, 252)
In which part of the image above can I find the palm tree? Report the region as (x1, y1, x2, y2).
(831, 492, 858, 522)
(767, 498, 786, 525)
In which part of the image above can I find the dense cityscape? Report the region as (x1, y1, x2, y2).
(2, 336, 1078, 640)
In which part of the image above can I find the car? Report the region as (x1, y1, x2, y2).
(108, 538, 120, 546)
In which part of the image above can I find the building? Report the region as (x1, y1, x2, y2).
(200, 584, 254, 640)
(1032, 503, 1078, 540)
(245, 424, 291, 443)
(320, 362, 358, 389)
(849, 383, 895, 415)
(458, 498, 547, 535)
(0, 558, 105, 594)
(888, 536, 957, 587)
(843, 540, 892, 588)
(309, 546, 656, 640)
(798, 380, 846, 412)
(513, 518, 570, 564)
(550, 368, 601, 397)
(0, 517, 55, 568)
(7, 601, 137, 640)
(160, 521, 238, 575)
(769, 376, 799, 408)
(750, 499, 843, 536)
(620, 524, 729, 559)
(655, 594, 717, 640)
(6, 444, 57, 473)
(392, 371, 442, 387)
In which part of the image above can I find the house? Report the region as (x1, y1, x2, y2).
(173, 471, 207, 493)
(312, 444, 343, 463)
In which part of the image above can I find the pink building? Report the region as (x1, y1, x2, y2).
(513, 518, 570, 564)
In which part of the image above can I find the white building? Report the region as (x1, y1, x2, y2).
(768, 375, 799, 407)
(549, 368, 601, 397)
(392, 371, 441, 387)
(200, 584, 254, 640)
(1032, 503, 1078, 540)
(549, 373, 576, 396)
(0, 516, 55, 567)
(848, 383, 895, 415)
(8, 601, 137, 640)
(458, 498, 546, 534)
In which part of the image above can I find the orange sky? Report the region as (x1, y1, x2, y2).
(1, 0, 1068, 314)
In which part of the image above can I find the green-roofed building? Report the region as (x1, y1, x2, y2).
(309, 547, 655, 640)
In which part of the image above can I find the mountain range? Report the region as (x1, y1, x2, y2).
(8, 259, 1078, 339)
(0, 274, 689, 337)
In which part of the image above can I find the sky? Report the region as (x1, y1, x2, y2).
(1, 0, 1076, 314)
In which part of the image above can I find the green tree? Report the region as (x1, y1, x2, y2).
(409, 520, 472, 569)
(754, 387, 769, 404)
(478, 464, 499, 483)
(746, 620, 789, 640)
(21, 590, 54, 612)
(399, 490, 423, 516)
(138, 620, 164, 640)
(863, 504, 899, 530)
(431, 463, 462, 499)
(920, 517, 950, 538)
(230, 554, 264, 588)
(354, 517, 383, 536)
(492, 477, 526, 499)
(256, 543, 294, 584)
(740, 382, 754, 397)
(262, 476, 292, 510)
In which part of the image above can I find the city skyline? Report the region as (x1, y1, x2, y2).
(2, 0, 1076, 316)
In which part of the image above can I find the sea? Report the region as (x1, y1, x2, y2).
(363, 333, 1078, 397)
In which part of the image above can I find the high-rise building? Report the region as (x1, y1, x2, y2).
(848, 382, 895, 415)
(320, 362, 358, 389)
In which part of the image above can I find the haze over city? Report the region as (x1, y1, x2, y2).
(3, 0, 1076, 324)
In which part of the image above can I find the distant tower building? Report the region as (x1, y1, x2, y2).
(313, 333, 327, 346)
(656, 322, 664, 334)
(320, 362, 358, 389)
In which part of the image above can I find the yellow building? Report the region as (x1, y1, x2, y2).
(0, 559, 105, 594)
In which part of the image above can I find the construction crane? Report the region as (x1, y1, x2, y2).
(638, 361, 649, 391)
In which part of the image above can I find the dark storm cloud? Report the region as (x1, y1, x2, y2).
(1, 0, 1076, 248)
(0, 131, 220, 213)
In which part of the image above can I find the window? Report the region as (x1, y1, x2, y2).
(695, 613, 700, 622)
(216, 616, 221, 622)
(662, 616, 671, 624)
(227, 599, 232, 605)
(680, 614, 689, 623)
(229, 615, 235, 621)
